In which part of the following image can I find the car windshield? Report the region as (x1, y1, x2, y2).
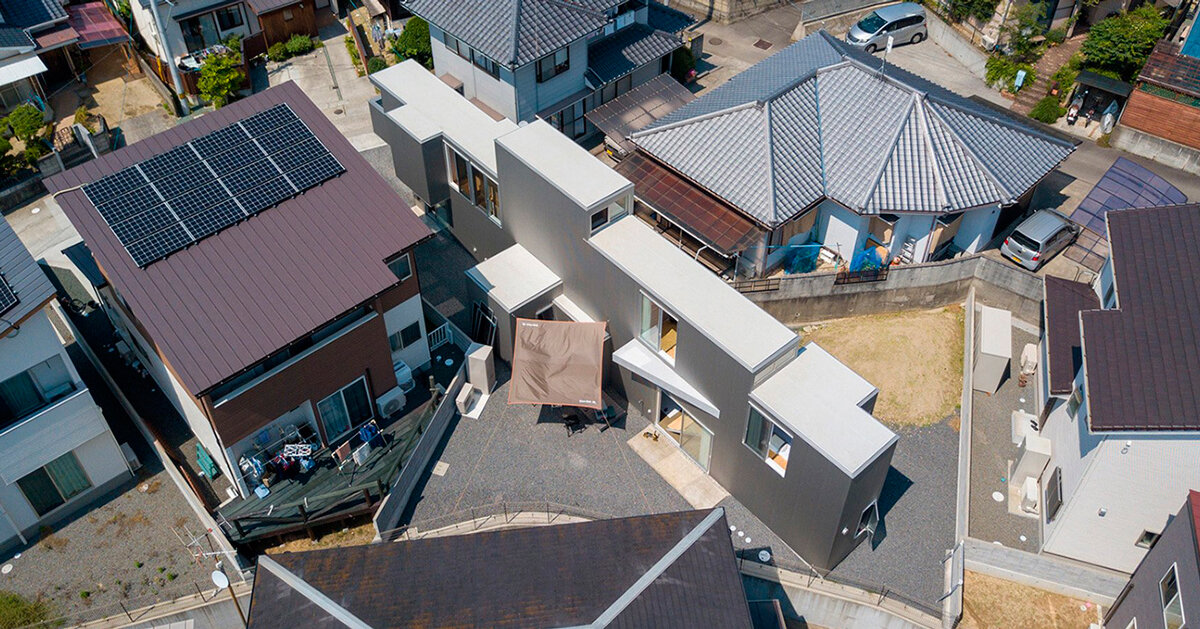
(857, 12, 887, 34)
(1009, 230, 1041, 251)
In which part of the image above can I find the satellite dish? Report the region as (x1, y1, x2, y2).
(211, 570, 230, 589)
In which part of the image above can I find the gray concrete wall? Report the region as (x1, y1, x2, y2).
(670, 0, 790, 23)
(1111, 124, 1200, 174)
(924, 13, 989, 80)
(746, 254, 1044, 326)
(445, 186, 516, 261)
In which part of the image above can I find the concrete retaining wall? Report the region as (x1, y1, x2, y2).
(669, 0, 789, 22)
(1111, 125, 1200, 173)
(745, 254, 1043, 326)
(742, 562, 939, 629)
(925, 12, 990, 80)
(0, 172, 46, 214)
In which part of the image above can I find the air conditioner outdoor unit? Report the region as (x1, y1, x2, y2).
(377, 387, 406, 418)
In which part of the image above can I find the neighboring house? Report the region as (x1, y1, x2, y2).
(47, 82, 432, 500)
(0, 0, 80, 117)
(0, 216, 130, 553)
(402, 0, 693, 138)
(130, 0, 320, 75)
(1037, 205, 1200, 573)
(247, 508, 771, 628)
(1104, 490, 1198, 629)
(614, 31, 1075, 278)
(1116, 42, 1200, 159)
(371, 61, 898, 571)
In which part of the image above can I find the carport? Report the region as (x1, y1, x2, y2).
(585, 74, 694, 158)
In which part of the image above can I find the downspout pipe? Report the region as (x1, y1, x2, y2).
(148, 0, 191, 114)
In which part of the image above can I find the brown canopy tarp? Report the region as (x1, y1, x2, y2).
(508, 318, 607, 409)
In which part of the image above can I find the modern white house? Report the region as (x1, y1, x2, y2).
(1036, 205, 1200, 573)
(0, 217, 129, 553)
(370, 60, 899, 571)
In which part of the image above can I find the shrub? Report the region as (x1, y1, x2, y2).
(948, 0, 1001, 23)
(267, 42, 287, 62)
(23, 142, 47, 165)
(366, 56, 388, 74)
(1081, 5, 1167, 80)
(198, 50, 244, 108)
(1045, 27, 1067, 45)
(1051, 53, 1082, 99)
(5, 104, 43, 142)
(390, 17, 432, 68)
(1000, 2, 1049, 64)
(345, 35, 363, 75)
(284, 34, 315, 57)
(985, 56, 1035, 91)
(0, 591, 54, 627)
(1029, 95, 1066, 122)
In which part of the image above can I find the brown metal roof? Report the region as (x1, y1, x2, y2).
(1081, 204, 1200, 431)
(47, 82, 431, 395)
(0, 214, 57, 336)
(1043, 276, 1098, 396)
(615, 151, 765, 256)
(1138, 42, 1200, 100)
(246, 509, 754, 628)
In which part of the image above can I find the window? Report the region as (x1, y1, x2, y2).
(1067, 386, 1083, 418)
(215, 5, 243, 31)
(389, 322, 423, 352)
(16, 452, 92, 517)
(472, 50, 500, 77)
(639, 293, 677, 361)
(0, 356, 75, 430)
(447, 145, 470, 197)
(1161, 565, 1185, 629)
(1103, 283, 1116, 308)
(744, 406, 792, 476)
(180, 13, 219, 53)
(484, 176, 500, 221)
(283, 8, 294, 21)
(317, 377, 372, 442)
(536, 47, 570, 82)
(1136, 530, 1161, 549)
(472, 169, 486, 208)
(857, 502, 879, 537)
(443, 32, 469, 59)
(387, 253, 412, 282)
(590, 208, 609, 232)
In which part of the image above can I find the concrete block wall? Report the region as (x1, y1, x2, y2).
(1111, 125, 1200, 173)
(670, 0, 789, 22)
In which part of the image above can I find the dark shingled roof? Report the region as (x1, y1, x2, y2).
(46, 82, 431, 395)
(1043, 276, 1098, 396)
(0, 211, 57, 338)
(0, 26, 34, 50)
(1081, 205, 1200, 432)
(587, 24, 681, 84)
(246, 509, 754, 628)
(1139, 41, 1200, 100)
(403, 0, 616, 68)
(0, 0, 67, 30)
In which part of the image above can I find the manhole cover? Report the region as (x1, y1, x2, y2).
(753, 38, 773, 50)
(334, 108, 344, 115)
(1, 564, 11, 575)
(709, 37, 724, 46)
(991, 491, 1005, 502)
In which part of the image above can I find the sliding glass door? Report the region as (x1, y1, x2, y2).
(657, 392, 712, 471)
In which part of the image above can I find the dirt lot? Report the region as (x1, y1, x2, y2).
(960, 571, 1103, 628)
(798, 307, 964, 427)
(49, 48, 165, 134)
(264, 522, 377, 555)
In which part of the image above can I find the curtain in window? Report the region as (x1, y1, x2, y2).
(46, 453, 91, 501)
(17, 468, 64, 516)
(318, 394, 351, 442)
(0, 371, 45, 425)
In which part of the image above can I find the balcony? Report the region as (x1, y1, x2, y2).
(0, 388, 107, 482)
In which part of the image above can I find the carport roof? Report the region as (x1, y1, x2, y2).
(632, 30, 1076, 225)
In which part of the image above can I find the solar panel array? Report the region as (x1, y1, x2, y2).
(0, 276, 17, 316)
(81, 104, 345, 267)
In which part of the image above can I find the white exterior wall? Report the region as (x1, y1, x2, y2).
(429, 26, 519, 120)
(818, 200, 866, 262)
(952, 204, 1001, 253)
(889, 214, 936, 261)
(514, 38, 591, 120)
(132, 0, 257, 61)
(383, 293, 431, 372)
(1094, 256, 1116, 308)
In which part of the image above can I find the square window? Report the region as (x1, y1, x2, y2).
(1136, 530, 1161, 548)
(744, 407, 790, 476)
(590, 208, 609, 232)
(283, 9, 294, 21)
(387, 253, 412, 282)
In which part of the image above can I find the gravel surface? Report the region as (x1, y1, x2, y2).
(830, 418, 960, 613)
(969, 326, 1041, 551)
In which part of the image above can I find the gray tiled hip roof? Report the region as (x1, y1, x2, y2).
(587, 24, 681, 84)
(0, 0, 66, 29)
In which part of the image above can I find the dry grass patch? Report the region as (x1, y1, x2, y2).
(960, 570, 1102, 628)
(799, 307, 964, 427)
(265, 522, 378, 555)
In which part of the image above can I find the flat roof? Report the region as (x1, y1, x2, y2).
(466, 244, 561, 313)
(371, 61, 518, 174)
(590, 216, 797, 372)
(46, 82, 431, 394)
(496, 120, 632, 211)
(750, 343, 896, 477)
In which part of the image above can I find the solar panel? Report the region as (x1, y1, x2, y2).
(81, 103, 345, 267)
(0, 276, 17, 316)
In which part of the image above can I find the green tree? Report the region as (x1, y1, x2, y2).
(1001, 2, 1048, 63)
(1081, 5, 1167, 80)
(391, 17, 432, 68)
(5, 104, 43, 142)
(198, 51, 244, 108)
(949, 0, 1001, 24)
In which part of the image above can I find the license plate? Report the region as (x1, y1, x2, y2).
(1009, 255, 1022, 264)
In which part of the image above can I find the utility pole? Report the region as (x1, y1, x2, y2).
(147, 0, 190, 115)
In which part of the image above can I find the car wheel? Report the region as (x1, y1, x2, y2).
(865, 44, 877, 53)
(911, 32, 924, 44)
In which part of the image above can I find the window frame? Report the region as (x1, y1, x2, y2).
(471, 49, 501, 78)
(856, 501, 880, 537)
(316, 376, 373, 444)
(536, 47, 570, 83)
(16, 452, 93, 517)
(215, 5, 244, 31)
(637, 291, 677, 363)
(389, 321, 423, 352)
(1067, 386, 1083, 418)
(387, 253, 413, 283)
(1136, 529, 1161, 549)
(743, 405, 792, 477)
(1161, 563, 1185, 629)
(590, 207, 609, 233)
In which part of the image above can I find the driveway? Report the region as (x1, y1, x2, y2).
(264, 13, 381, 150)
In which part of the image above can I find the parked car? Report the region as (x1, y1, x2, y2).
(845, 3, 928, 53)
(1000, 209, 1080, 271)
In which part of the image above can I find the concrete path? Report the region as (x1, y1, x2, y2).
(626, 430, 729, 508)
(963, 537, 1127, 604)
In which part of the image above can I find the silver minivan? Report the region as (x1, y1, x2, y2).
(845, 3, 928, 53)
(1000, 210, 1080, 271)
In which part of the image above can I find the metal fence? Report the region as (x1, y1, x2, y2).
(377, 501, 614, 541)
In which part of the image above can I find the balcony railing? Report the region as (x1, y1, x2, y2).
(0, 386, 90, 438)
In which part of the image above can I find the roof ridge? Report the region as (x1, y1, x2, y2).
(923, 102, 1013, 201)
(858, 92, 918, 211)
(914, 94, 951, 212)
(928, 97, 1076, 149)
(509, 0, 524, 67)
(764, 99, 780, 223)
(814, 65, 827, 198)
